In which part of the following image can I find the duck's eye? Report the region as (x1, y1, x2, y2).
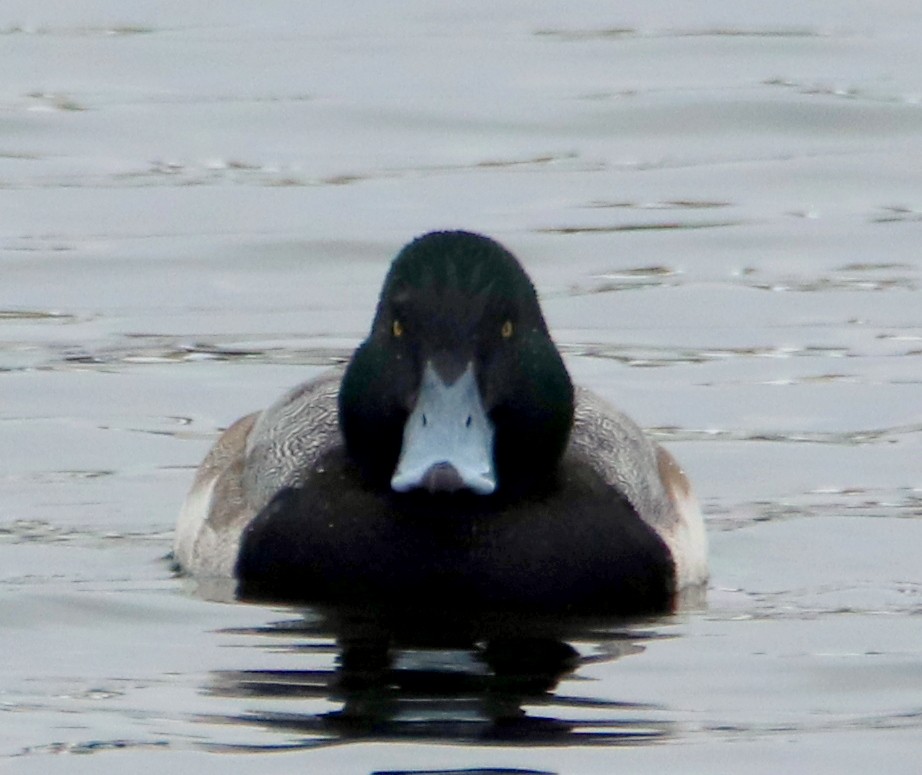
(392, 319, 404, 338)
(501, 320, 514, 339)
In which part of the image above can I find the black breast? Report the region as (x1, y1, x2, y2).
(236, 448, 676, 616)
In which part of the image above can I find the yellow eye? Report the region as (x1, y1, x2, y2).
(392, 319, 404, 338)
(501, 320, 514, 339)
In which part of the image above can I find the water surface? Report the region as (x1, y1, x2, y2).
(1, 1, 920, 773)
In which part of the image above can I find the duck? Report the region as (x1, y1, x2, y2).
(175, 231, 708, 614)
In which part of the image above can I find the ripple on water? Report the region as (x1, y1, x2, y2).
(533, 26, 834, 42)
(648, 423, 922, 447)
(0, 309, 78, 321)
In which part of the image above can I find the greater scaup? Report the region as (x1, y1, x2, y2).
(175, 231, 707, 614)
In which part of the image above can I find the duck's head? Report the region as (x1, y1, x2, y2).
(339, 231, 574, 498)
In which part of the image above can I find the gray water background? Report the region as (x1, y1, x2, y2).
(1, 1, 920, 773)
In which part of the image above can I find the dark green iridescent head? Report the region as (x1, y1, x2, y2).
(339, 231, 574, 498)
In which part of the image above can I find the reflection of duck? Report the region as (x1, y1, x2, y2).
(208, 607, 674, 747)
(175, 231, 707, 613)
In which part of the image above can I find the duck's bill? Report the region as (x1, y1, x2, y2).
(390, 361, 496, 495)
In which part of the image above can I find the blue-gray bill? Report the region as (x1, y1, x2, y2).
(390, 361, 496, 495)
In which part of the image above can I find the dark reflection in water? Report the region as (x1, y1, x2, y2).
(204, 604, 675, 750)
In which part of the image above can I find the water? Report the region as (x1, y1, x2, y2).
(2, 1, 921, 772)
